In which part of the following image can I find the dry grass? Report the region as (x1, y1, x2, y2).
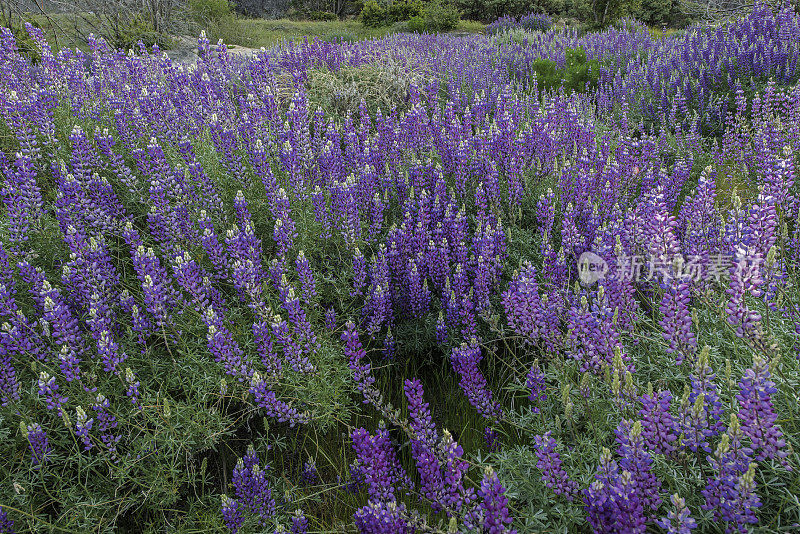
(304, 61, 432, 116)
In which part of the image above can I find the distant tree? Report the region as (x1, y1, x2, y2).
(589, 0, 641, 26)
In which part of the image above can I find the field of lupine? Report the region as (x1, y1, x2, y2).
(2, 2, 800, 533)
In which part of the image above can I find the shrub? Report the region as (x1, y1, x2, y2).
(528, 47, 600, 93)
(360, 0, 388, 27)
(308, 11, 339, 21)
(188, 0, 234, 25)
(422, 1, 460, 32)
(111, 13, 173, 50)
(406, 15, 427, 33)
(386, 0, 425, 23)
(7, 22, 41, 63)
(530, 57, 559, 88)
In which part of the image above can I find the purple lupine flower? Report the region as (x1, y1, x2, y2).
(291, 509, 309, 534)
(450, 341, 501, 420)
(639, 389, 679, 455)
(232, 454, 275, 524)
(681, 347, 724, 453)
(354, 500, 414, 534)
(295, 251, 317, 305)
(702, 416, 751, 525)
(736, 353, 789, 467)
(725, 246, 765, 339)
(250, 372, 308, 426)
(125, 367, 141, 406)
(404, 378, 472, 513)
(382, 328, 396, 361)
(406, 258, 430, 319)
(345, 461, 367, 495)
(533, 432, 578, 500)
(342, 321, 379, 406)
(221, 495, 244, 534)
(37, 371, 67, 415)
(253, 319, 281, 378)
(324, 307, 337, 331)
(278, 280, 318, 370)
(25, 423, 51, 469)
(484, 427, 500, 452)
(0, 504, 13, 534)
(656, 494, 697, 534)
(93, 393, 120, 460)
(435, 311, 448, 345)
(97, 330, 126, 375)
(300, 458, 320, 485)
(724, 463, 761, 533)
(525, 359, 546, 413)
(203, 306, 252, 379)
(1, 151, 44, 252)
(614, 420, 662, 514)
(37, 282, 84, 381)
(129, 243, 181, 331)
(467, 467, 517, 534)
(584, 447, 647, 534)
(75, 406, 93, 451)
(350, 425, 408, 502)
(659, 280, 697, 364)
(404, 377, 437, 443)
(270, 314, 308, 374)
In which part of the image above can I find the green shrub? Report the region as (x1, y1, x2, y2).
(111, 14, 172, 50)
(188, 0, 234, 25)
(529, 47, 600, 94)
(308, 11, 339, 21)
(407, 15, 427, 32)
(561, 47, 600, 92)
(386, 0, 425, 23)
(530, 57, 559, 88)
(360, 0, 389, 27)
(422, 1, 460, 32)
(7, 22, 41, 63)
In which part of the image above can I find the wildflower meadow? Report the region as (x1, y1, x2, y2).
(1, 2, 800, 533)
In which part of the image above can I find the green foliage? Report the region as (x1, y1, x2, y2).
(110, 13, 173, 50)
(407, 15, 427, 33)
(633, 0, 672, 25)
(529, 47, 601, 94)
(454, 0, 564, 22)
(386, 0, 425, 23)
(421, 1, 461, 32)
(188, 0, 234, 25)
(587, 0, 641, 28)
(360, 0, 389, 27)
(7, 22, 41, 63)
(308, 10, 339, 21)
